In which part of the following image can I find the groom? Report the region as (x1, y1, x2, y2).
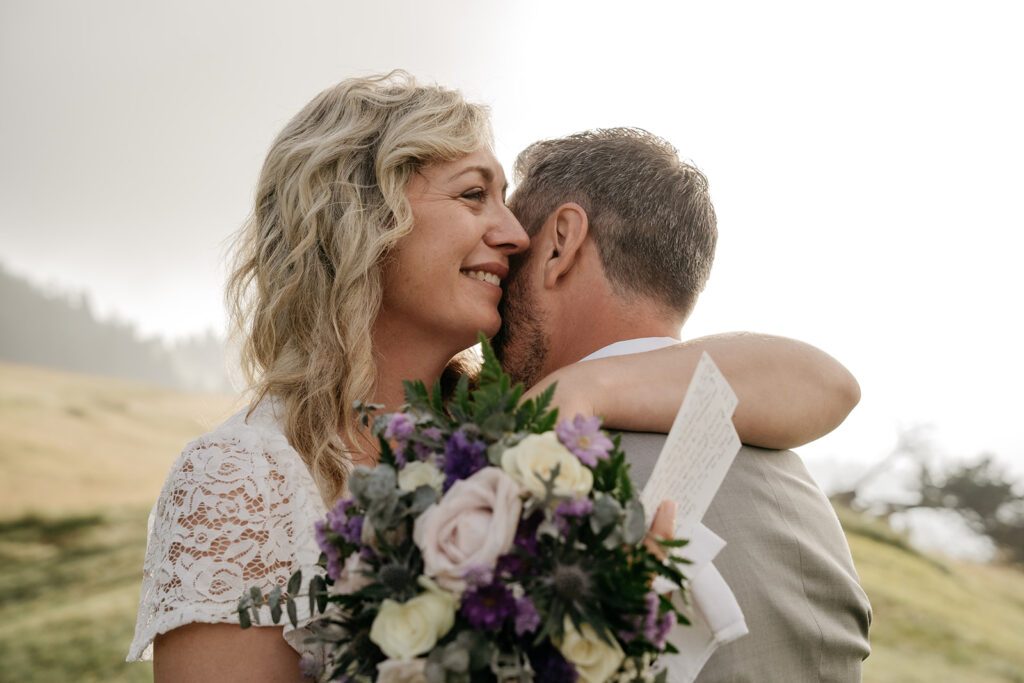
(493, 129, 872, 681)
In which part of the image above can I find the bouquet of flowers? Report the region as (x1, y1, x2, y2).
(238, 338, 690, 682)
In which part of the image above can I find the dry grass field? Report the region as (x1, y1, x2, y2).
(0, 361, 239, 516)
(1, 362, 1022, 682)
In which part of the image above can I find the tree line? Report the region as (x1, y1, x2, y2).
(0, 265, 231, 393)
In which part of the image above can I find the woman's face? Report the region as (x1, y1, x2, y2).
(380, 148, 530, 351)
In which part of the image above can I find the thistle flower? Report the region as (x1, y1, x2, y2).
(548, 561, 593, 606)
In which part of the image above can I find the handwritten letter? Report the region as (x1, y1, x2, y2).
(640, 352, 741, 536)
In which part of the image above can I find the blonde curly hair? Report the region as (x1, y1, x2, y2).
(226, 72, 492, 504)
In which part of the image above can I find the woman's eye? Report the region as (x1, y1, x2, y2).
(461, 189, 487, 202)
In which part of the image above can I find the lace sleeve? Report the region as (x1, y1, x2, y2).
(127, 416, 328, 662)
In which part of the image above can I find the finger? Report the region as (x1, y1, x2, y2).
(651, 500, 676, 539)
(644, 500, 677, 560)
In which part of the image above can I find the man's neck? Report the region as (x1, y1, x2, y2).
(543, 312, 682, 375)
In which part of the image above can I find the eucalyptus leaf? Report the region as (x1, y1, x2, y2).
(410, 484, 438, 515)
(311, 575, 328, 613)
(486, 441, 507, 466)
(269, 585, 282, 623)
(238, 607, 251, 629)
(286, 596, 298, 628)
(287, 569, 302, 596)
(622, 498, 647, 546)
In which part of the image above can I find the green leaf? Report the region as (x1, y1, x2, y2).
(430, 378, 445, 414)
(269, 585, 282, 623)
(478, 333, 503, 384)
(533, 381, 556, 416)
(249, 586, 264, 607)
(311, 575, 328, 613)
(535, 407, 559, 433)
(238, 607, 251, 629)
(287, 570, 302, 596)
(286, 596, 298, 628)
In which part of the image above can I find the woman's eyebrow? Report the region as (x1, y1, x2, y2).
(447, 165, 497, 184)
(446, 165, 509, 196)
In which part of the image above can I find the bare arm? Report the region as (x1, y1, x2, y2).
(524, 332, 860, 450)
(154, 623, 304, 682)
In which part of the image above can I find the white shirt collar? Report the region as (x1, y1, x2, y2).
(578, 336, 680, 362)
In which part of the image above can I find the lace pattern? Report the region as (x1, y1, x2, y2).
(127, 400, 328, 662)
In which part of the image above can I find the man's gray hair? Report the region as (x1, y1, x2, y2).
(508, 128, 717, 316)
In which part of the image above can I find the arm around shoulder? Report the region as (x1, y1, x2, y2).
(526, 332, 860, 449)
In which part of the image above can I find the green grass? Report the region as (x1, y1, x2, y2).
(2, 362, 1024, 681)
(0, 506, 153, 683)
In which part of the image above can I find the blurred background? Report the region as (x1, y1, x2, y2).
(2, 1, 1022, 681)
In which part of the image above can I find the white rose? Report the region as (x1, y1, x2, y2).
(377, 658, 428, 683)
(556, 617, 625, 683)
(501, 432, 593, 499)
(398, 461, 445, 493)
(369, 578, 457, 660)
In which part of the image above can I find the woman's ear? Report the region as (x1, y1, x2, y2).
(542, 203, 589, 289)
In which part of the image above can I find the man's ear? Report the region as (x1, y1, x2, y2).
(541, 202, 589, 289)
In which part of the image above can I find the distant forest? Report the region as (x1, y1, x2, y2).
(0, 265, 232, 393)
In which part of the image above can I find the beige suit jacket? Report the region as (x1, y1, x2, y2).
(619, 433, 872, 682)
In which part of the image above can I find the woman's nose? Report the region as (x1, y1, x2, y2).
(487, 206, 530, 254)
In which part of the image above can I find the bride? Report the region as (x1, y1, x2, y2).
(128, 72, 859, 681)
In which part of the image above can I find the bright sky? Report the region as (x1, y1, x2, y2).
(2, 0, 1022, 485)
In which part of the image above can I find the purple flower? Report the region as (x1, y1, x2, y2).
(527, 644, 578, 683)
(514, 510, 543, 556)
(385, 413, 415, 442)
(514, 596, 541, 636)
(412, 427, 444, 461)
(642, 591, 660, 642)
(639, 591, 674, 647)
(462, 564, 495, 588)
(299, 654, 323, 679)
(326, 498, 363, 545)
(314, 519, 342, 580)
(554, 497, 594, 534)
(441, 429, 488, 491)
(555, 415, 614, 467)
(459, 580, 517, 631)
(653, 609, 677, 649)
(495, 552, 524, 578)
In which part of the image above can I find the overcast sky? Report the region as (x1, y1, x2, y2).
(2, 0, 1022, 485)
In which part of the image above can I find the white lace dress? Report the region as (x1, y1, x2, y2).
(127, 399, 329, 663)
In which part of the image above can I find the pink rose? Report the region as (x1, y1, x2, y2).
(412, 467, 522, 593)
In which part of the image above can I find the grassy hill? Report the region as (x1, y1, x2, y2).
(1, 362, 1023, 682)
(0, 361, 239, 516)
